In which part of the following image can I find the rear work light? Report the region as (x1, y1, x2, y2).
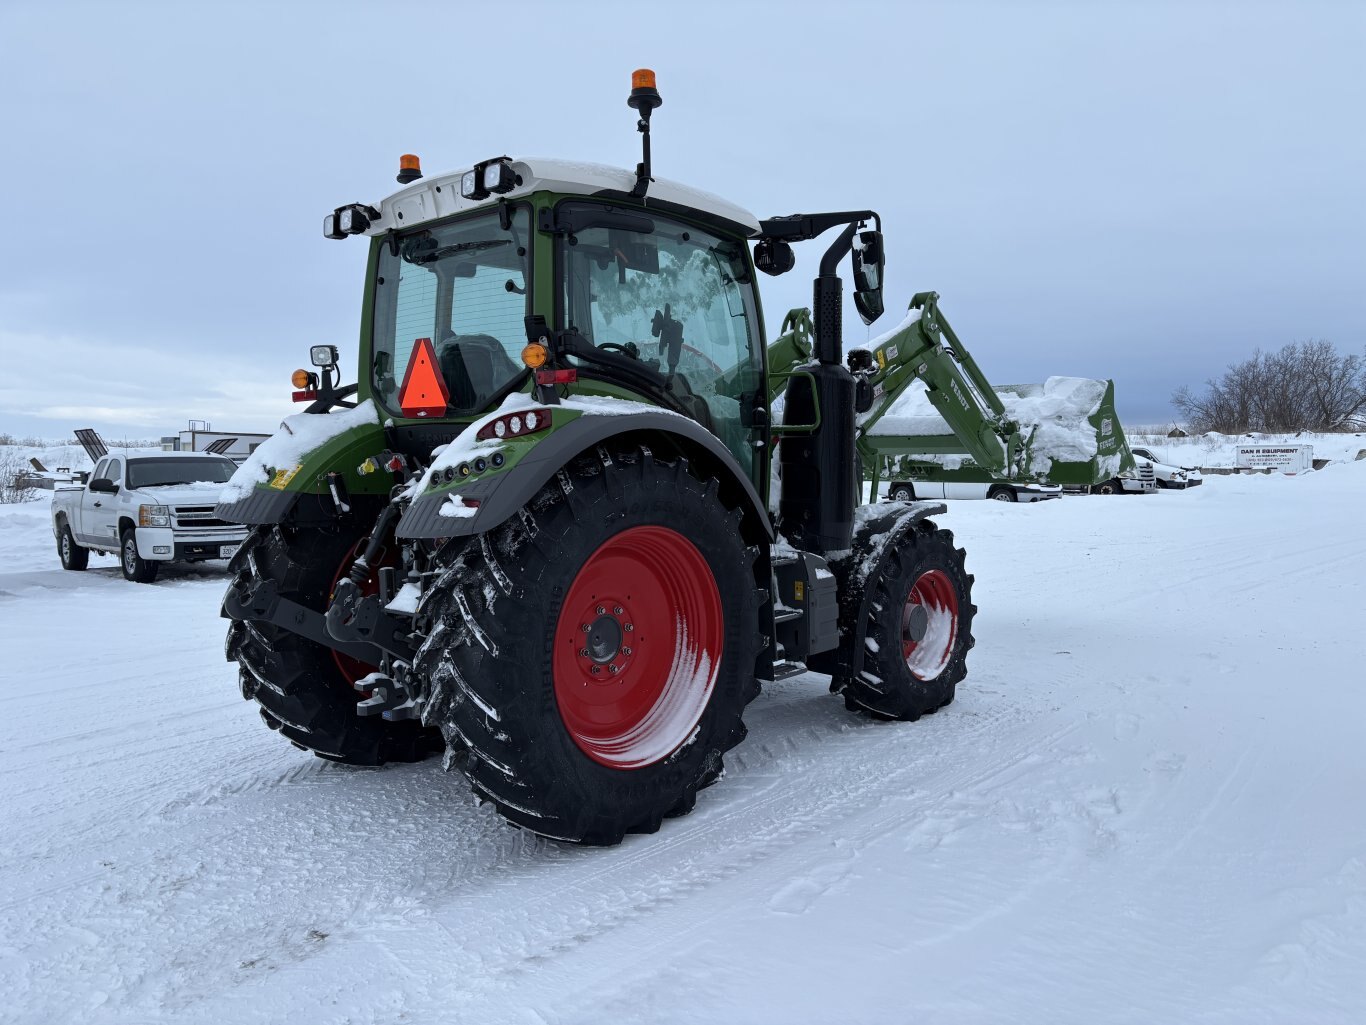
(476, 408, 553, 441)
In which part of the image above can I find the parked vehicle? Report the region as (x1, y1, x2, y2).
(1130, 447, 1203, 488)
(886, 479, 1061, 503)
(52, 452, 248, 582)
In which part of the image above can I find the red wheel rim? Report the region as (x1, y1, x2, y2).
(553, 526, 723, 769)
(900, 569, 959, 680)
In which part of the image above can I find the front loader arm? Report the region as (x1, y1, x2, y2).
(853, 292, 1023, 479)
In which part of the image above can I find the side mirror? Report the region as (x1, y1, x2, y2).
(851, 229, 885, 324)
(89, 478, 118, 494)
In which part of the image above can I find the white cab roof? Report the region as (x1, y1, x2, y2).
(362, 157, 761, 237)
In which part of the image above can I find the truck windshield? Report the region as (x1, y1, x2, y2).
(128, 458, 237, 488)
(371, 207, 531, 416)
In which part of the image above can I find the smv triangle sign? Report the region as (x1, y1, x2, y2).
(398, 337, 450, 418)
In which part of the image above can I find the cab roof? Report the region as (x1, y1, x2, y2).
(363, 157, 762, 239)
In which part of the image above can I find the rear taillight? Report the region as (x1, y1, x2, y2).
(476, 409, 553, 441)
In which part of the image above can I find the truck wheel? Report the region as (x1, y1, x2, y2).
(58, 524, 88, 571)
(841, 522, 975, 721)
(988, 486, 1016, 502)
(890, 485, 914, 502)
(1094, 479, 1121, 496)
(120, 529, 159, 583)
(412, 445, 762, 845)
(223, 525, 443, 766)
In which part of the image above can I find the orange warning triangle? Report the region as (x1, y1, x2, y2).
(398, 337, 450, 418)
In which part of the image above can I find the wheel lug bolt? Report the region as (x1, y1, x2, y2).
(613, 605, 623, 615)
(581, 623, 590, 632)
(622, 647, 632, 656)
(591, 665, 601, 675)
(608, 664, 618, 673)
(624, 623, 634, 632)
(579, 648, 590, 658)
(596, 605, 605, 615)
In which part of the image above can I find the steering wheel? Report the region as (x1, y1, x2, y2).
(597, 342, 640, 358)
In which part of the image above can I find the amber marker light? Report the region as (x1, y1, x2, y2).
(291, 369, 312, 388)
(521, 342, 549, 369)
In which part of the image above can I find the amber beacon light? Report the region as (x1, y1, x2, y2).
(397, 153, 422, 184)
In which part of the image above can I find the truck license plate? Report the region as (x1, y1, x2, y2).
(219, 544, 239, 559)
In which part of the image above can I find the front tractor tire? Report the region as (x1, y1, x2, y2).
(223, 524, 443, 766)
(839, 521, 975, 721)
(413, 445, 762, 845)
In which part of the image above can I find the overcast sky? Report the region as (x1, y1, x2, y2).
(1, 0, 1361, 440)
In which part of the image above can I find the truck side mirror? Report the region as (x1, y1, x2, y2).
(89, 478, 118, 494)
(851, 229, 884, 325)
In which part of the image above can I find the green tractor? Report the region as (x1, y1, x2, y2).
(218, 71, 975, 844)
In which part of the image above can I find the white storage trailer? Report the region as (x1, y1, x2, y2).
(1234, 444, 1314, 474)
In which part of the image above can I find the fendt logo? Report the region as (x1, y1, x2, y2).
(951, 380, 970, 411)
(1101, 417, 1113, 436)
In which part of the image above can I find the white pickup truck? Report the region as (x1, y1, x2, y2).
(1130, 447, 1204, 488)
(51, 451, 248, 582)
(885, 479, 1063, 503)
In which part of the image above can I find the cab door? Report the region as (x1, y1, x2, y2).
(83, 457, 122, 547)
(942, 482, 989, 500)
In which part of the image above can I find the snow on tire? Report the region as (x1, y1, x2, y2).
(841, 521, 976, 721)
(222, 524, 442, 766)
(411, 445, 763, 845)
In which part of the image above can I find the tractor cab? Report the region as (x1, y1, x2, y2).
(339, 156, 770, 487)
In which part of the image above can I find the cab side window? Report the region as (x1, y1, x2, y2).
(91, 458, 108, 482)
(105, 458, 123, 483)
(560, 207, 763, 478)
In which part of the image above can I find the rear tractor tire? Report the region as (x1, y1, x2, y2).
(58, 523, 88, 571)
(223, 524, 443, 766)
(840, 521, 975, 721)
(412, 445, 763, 845)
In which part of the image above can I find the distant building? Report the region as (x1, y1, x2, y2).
(1167, 426, 1189, 438)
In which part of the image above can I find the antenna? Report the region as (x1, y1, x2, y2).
(627, 69, 662, 199)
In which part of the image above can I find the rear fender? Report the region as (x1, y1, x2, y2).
(397, 408, 773, 543)
(215, 401, 391, 526)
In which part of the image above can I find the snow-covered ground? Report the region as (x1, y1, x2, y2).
(2, 466, 1364, 1024)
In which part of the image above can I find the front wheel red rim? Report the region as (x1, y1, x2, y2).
(553, 526, 723, 769)
(901, 569, 959, 680)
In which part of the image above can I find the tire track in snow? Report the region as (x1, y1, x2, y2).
(344, 692, 1081, 1020)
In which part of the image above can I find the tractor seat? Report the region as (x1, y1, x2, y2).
(437, 334, 519, 410)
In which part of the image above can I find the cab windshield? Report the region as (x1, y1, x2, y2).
(128, 458, 237, 488)
(371, 207, 530, 416)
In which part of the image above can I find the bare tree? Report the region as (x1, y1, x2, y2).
(1172, 341, 1366, 433)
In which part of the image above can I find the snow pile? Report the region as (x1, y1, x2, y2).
(871, 375, 1107, 449)
(219, 400, 381, 502)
